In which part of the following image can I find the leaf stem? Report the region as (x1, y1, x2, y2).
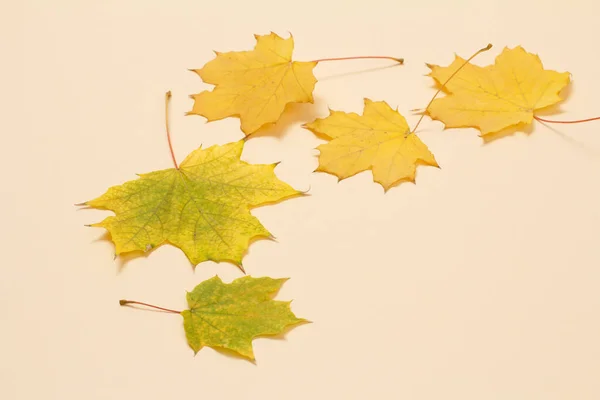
(119, 299, 182, 314)
(165, 91, 179, 169)
(311, 55, 404, 64)
(534, 115, 600, 124)
(411, 44, 493, 134)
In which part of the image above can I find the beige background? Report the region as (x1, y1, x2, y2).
(3, 0, 600, 399)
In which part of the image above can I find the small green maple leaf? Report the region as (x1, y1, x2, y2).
(120, 275, 307, 360)
(182, 275, 307, 359)
(80, 140, 301, 269)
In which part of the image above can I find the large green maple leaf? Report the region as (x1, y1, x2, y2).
(182, 275, 306, 359)
(80, 141, 300, 269)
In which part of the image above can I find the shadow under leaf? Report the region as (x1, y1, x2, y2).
(246, 98, 325, 140)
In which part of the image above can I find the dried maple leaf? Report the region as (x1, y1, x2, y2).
(304, 99, 438, 191)
(80, 140, 300, 269)
(188, 32, 318, 135)
(426, 46, 571, 136)
(182, 275, 306, 359)
(120, 275, 307, 360)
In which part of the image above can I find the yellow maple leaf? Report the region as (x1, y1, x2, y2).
(427, 46, 571, 136)
(189, 32, 317, 135)
(80, 141, 300, 269)
(304, 99, 438, 191)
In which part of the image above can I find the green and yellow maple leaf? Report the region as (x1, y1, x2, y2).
(188, 32, 318, 135)
(426, 46, 571, 136)
(80, 140, 300, 269)
(181, 275, 306, 360)
(304, 99, 438, 191)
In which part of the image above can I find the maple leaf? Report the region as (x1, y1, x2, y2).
(80, 140, 300, 269)
(426, 46, 571, 136)
(304, 99, 438, 191)
(188, 32, 318, 135)
(180, 275, 306, 360)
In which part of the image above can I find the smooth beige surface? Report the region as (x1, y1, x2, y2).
(3, 1, 600, 399)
